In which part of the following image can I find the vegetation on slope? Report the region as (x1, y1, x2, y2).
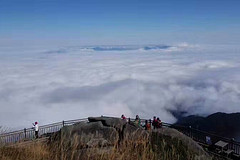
(0, 117, 212, 160)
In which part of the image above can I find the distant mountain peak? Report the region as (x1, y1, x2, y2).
(176, 112, 240, 141)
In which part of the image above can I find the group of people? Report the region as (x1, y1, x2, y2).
(121, 114, 162, 130)
(32, 115, 162, 139)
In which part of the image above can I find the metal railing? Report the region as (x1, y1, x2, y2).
(1, 116, 240, 157)
(165, 123, 240, 155)
(0, 118, 88, 145)
(135, 118, 240, 156)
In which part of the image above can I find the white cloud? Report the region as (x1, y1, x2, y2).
(0, 44, 240, 129)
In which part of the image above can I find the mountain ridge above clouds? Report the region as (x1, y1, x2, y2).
(42, 43, 197, 54)
(175, 112, 240, 141)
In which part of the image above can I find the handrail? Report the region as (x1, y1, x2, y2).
(1, 116, 240, 157)
(129, 117, 240, 157)
(0, 118, 88, 136)
(0, 118, 88, 145)
(168, 123, 240, 145)
(124, 118, 240, 144)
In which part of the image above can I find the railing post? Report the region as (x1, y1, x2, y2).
(24, 128, 27, 139)
(18, 133, 21, 142)
(189, 126, 191, 138)
(62, 120, 65, 127)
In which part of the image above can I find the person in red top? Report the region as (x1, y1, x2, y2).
(157, 117, 162, 128)
(152, 116, 157, 129)
(121, 114, 127, 121)
(144, 120, 151, 131)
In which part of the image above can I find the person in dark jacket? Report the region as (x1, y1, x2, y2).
(134, 115, 141, 126)
(152, 116, 157, 129)
(149, 119, 152, 129)
(143, 120, 151, 130)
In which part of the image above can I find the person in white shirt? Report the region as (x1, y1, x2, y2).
(33, 122, 39, 138)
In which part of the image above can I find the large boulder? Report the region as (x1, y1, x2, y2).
(123, 123, 149, 141)
(48, 117, 211, 159)
(50, 117, 148, 148)
(50, 121, 118, 148)
(88, 117, 149, 142)
(88, 116, 127, 131)
(152, 127, 211, 160)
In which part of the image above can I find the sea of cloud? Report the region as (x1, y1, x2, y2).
(0, 43, 240, 129)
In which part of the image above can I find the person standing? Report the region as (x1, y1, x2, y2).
(134, 115, 141, 126)
(121, 114, 126, 120)
(157, 117, 162, 128)
(144, 120, 151, 131)
(152, 116, 157, 129)
(149, 119, 152, 129)
(33, 122, 39, 138)
(121, 114, 128, 123)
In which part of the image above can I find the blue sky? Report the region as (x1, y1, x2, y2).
(0, 0, 240, 46)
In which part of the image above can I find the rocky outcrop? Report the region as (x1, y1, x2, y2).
(88, 117, 127, 131)
(49, 116, 211, 159)
(152, 127, 210, 160)
(50, 116, 147, 148)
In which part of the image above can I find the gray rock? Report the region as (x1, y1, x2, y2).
(88, 116, 127, 131)
(51, 121, 118, 148)
(153, 127, 211, 160)
(123, 123, 149, 141)
(49, 117, 210, 159)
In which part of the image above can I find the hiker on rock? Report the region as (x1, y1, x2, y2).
(157, 117, 162, 128)
(121, 114, 126, 120)
(152, 116, 157, 129)
(134, 115, 141, 126)
(144, 120, 151, 131)
(33, 121, 39, 138)
(149, 119, 152, 129)
(121, 114, 127, 122)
